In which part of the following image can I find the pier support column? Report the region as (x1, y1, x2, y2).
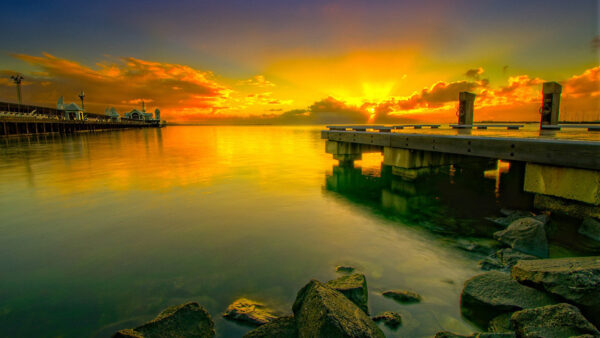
(524, 163, 600, 205)
(383, 148, 456, 179)
(524, 163, 600, 218)
(326, 140, 362, 165)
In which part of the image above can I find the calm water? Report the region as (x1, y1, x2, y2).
(0, 126, 593, 337)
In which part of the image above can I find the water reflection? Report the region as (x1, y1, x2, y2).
(325, 160, 533, 239)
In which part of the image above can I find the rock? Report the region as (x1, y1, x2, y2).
(382, 290, 422, 304)
(336, 265, 355, 273)
(493, 217, 548, 258)
(460, 271, 556, 328)
(454, 238, 500, 255)
(113, 329, 144, 338)
(511, 303, 600, 337)
(113, 302, 215, 338)
(496, 248, 537, 268)
(579, 218, 600, 241)
(325, 273, 369, 314)
(488, 313, 513, 333)
(479, 257, 505, 271)
(511, 256, 600, 307)
(372, 312, 402, 329)
(533, 213, 550, 226)
(488, 210, 534, 227)
(223, 298, 278, 326)
(292, 280, 384, 338)
(434, 332, 515, 338)
(243, 316, 297, 338)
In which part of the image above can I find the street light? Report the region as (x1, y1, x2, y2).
(78, 90, 85, 111)
(10, 74, 24, 105)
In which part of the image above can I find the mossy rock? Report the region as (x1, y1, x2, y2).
(223, 298, 278, 326)
(372, 311, 402, 329)
(113, 302, 215, 338)
(243, 316, 297, 338)
(292, 280, 384, 338)
(511, 303, 600, 337)
(460, 271, 555, 328)
(326, 273, 369, 314)
(382, 289, 422, 304)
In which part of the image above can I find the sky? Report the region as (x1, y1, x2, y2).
(0, 0, 598, 123)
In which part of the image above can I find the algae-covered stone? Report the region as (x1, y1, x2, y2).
(336, 265, 355, 273)
(511, 256, 600, 307)
(113, 329, 144, 338)
(382, 289, 422, 304)
(579, 218, 600, 242)
(493, 217, 548, 258)
(460, 271, 555, 328)
(223, 298, 278, 326)
(292, 280, 384, 338)
(243, 316, 297, 338)
(496, 248, 537, 269)
(326, 273, 369, 314)
(435, 332, 515, 338)
(372, 312, 402, 329)
(113, 302, 215, 338)
(511, 303, 600, 337)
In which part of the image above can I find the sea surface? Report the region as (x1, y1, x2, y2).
(0, 126, 595, 337)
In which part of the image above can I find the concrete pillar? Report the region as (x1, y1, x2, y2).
(524, 163, 600, 205)
(326, 140, 363, 165)
(458, 91, 476, 125)
(540, 82, 561, 127)
(383, 148, 457, 179)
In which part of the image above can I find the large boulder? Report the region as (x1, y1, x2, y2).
(579, 218, 600, 242)
(292, 280, 384, 338)
(113, 302, 215, 338)
(326, 273, 369, 314)
(511, 303, 600, 337)
(511, 256, 600, 307)
(493, 217, 548, 258)
(223, 298, 278, 326)
(382, 289, 422, 304)
(243, 316, 297, 338)
(460, 271, 556, 328)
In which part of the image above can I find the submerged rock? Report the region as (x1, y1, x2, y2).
(493, 217, 548, 258)
(511, 256, 600, 307)
(511, 303, 600, 337)
(382, 289, 422, 304)
(372, 311, 402, 329)
(335, 265, 355, 273)
(488, 210, 534, 227)
(325, 273, 369, 314)
(434, 332, 515, 338)
(243, 316, 297, 338)
(223, 298, 278, 326)
(460, 271, 555, 328)
(579, 218, 600, 242)
(496, 248, 537, 268)
(292, 280, 384, 337)
(113, 302, 215, 338)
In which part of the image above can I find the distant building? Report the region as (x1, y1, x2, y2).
(57, 96, 84, 120)
(124, 101, 154, 121)
(154, 108, 161, 121)
(105, 107, 120, 122)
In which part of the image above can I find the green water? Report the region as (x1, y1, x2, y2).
(0, 126, 588, 337)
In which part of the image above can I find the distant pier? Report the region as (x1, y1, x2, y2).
(0, 101, 163, 137)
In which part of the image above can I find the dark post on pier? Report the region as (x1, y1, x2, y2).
(322, 82, 600, 219)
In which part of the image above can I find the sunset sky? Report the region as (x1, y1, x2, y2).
(0, 0, 598, 123)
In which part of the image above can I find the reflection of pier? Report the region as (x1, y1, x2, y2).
(323, 82, 600, 218)
(325, 162, 531, 237)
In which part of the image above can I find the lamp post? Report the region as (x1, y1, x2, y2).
(10, 74, 24, 105)
(78, 90, 85, 111)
